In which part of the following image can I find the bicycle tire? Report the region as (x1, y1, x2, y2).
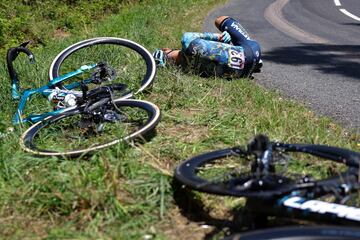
(225, 226, 360, 240)
(174, 143, 360, 198)
(49, 37, 156, 99)
(20, 99, 160, 158)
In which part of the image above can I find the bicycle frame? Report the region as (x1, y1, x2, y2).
(280, 194, 360, 222)
(245, 194, 360, 226)
(245, 169, 360, 226)
(13, 64, 96, 124)
(245, 143, 360, 226)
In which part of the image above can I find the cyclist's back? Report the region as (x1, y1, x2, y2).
(180, 32, 247, 77)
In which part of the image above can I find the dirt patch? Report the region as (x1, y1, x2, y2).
(159, 192, 246, 240)
(0, 215, 49, 238)
(177, 108, 205, 119)
(53, 28, 71, 39)
(160, 207, 215, 240)
(164, 124, 209, 143)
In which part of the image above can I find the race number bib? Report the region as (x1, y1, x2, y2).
(228, 49, 245, 70)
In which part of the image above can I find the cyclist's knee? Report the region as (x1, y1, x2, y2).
(218, 17, 251, 45)
(215, 16, 229, 30)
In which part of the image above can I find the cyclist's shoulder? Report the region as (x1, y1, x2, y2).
(181, 32, 200, 45)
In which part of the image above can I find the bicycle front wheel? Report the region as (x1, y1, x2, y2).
(20, 99, 160, 158)
(173, 147, 285, 197)
(174, 143, 360, 198)
(49, 37, 156, 99)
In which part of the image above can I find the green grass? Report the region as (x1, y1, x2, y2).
(0, 0, 142, 50)
(0, 0, 359, 239)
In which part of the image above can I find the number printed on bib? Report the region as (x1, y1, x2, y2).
(228, 49, 245, 70)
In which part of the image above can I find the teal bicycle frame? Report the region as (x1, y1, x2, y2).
(12, 64, 96, 125)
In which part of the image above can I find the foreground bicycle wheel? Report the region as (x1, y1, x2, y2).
(225, 226, 360, 240)
(49, 37, 156, 99)
(174, 136, 360, 198)
(20, 99, 160, 158)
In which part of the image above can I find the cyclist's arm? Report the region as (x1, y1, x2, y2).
(181, 32, 221, 50)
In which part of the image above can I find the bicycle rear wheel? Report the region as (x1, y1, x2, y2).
(225, 226, 360, 240)
(49, 37, 156, 99)
(174, 143, 360, 198)
(20, 99, 160, 158)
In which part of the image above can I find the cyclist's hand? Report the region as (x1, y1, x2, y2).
(152, 49, 166, 67)
(220, 31, 231, 43)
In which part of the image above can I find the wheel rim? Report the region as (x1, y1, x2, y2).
(20, 99, 160, 157)
(174, 145, 359, 198)
(49, 38, 156, 99)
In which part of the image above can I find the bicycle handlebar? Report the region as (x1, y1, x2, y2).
(6, 41, 35, 99)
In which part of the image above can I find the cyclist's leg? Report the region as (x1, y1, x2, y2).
(216, 17, 262, 68)
(216, 17, 251, 45)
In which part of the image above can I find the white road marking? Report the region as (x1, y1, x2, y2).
(265, 0, 360, 43)
(334, 0, 360, 22)
(264, 0, 329, 44)
(339, 8, 360, 21)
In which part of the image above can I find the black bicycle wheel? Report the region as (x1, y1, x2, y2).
(20, 99, 160, 158)
(174, 142, 360, 198)
(49, 37, 156, 99)
(225, 226, 360, 240)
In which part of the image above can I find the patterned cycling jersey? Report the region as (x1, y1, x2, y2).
(180, 32, 246, 77)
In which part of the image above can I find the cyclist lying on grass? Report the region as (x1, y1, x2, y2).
(153, 16, 263, 78)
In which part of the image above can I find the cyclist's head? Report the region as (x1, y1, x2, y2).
(152, 48, 182, 67)
(163, 48, 181, 65)
(215, 16, 229, 30)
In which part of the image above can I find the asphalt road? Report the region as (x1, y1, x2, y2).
(203, 0, 360, 133)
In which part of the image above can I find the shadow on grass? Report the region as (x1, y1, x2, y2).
(172, 178, 239, 239)
(263, 44, 360, 80)
(171, 179, 300, 239)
